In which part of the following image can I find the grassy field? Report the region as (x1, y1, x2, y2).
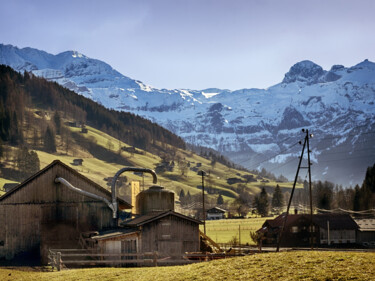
(1, 251, 375, 280)
(201, 218, 271, 244)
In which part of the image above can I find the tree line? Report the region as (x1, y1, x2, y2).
(178, 163, 375, 218)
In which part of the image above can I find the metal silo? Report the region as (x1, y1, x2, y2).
(136, 185, 174, 215)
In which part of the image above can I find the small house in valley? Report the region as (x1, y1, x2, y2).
(2, 183, 18, 193)
(72, 158, 84, 166)
(258, 213, 358, 247)
(206, 207, 226, 220)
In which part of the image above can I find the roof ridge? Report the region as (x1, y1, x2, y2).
(0, 160, 131, 208)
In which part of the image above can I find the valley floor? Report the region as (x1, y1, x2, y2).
(1, 250, 375, 280)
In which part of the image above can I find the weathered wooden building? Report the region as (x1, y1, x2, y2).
(92, 186, 202, 260)
(0, 160, 131, 264)
(258, 214, 358, 247)
(1, 161, 202, 266)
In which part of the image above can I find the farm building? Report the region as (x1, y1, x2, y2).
(206, 207, 226, 220)
(354, 218, 375, 247)
(72, 159, 84, 166)
(258, 213, 358, 247)
(91, 185, 202, 260)
(0, 160, 131, 264)
(0, 160, 202, 265)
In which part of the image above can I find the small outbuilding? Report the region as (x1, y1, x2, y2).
(72, 159, 84, 166)
(94, 185, 202, 260)
(354, 218, 375, 247)
(206, 207, 226, 220)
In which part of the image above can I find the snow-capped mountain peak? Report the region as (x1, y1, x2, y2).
(1, 43, 374, 185)
(282, 60, 325, 84)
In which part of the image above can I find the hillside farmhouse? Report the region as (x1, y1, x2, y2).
(258, 214, 358, 247)
(206, 207, 226, 220)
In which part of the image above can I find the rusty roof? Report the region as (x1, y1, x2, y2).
(0, 159, 131, 209)
(122, 210, 202, 227)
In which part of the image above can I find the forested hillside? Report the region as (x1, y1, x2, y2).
(0, 65, 185, 152)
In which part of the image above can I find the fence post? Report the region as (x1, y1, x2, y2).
(153, 251, 157, 267)
(57, 252, 62, 271)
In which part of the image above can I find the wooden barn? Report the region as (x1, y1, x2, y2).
(0, 160, 131, 264)
(258, 213, 358, 247)
(1, 161, 203, 266)
(92, 210, 201, 260)
(91, 185, 202, 260)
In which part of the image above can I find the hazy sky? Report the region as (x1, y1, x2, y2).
(1, 0, 374, 90)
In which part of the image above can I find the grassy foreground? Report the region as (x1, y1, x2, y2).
(1, 251, 375, 281)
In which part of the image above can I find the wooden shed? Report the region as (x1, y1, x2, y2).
(122, 210, 201, 259)
(0, 160, 131, 264)
(90, 184, 202, 262)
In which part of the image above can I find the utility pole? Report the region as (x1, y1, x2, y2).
(276, 129, 313, 252)
(199, 170, 207, 235)
(306, 129, 314, 249)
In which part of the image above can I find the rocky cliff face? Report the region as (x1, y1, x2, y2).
(1, 44, 374, 185)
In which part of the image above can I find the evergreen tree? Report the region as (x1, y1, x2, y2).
(314, 181, 334, 210)
(186, 191, 192, 204)
(353, 184, 361, 211)
(43, 126, 56, 153)
(0, 138, 3, 159)
(53, 111, 61, 135)
(17, 147, 40, 178)
(272, 184, 284, 212)
(10, 111, 24, 145)
(217, 194, 224, 205)
(179, 189, 185, 204)
(363, 163, 375, 193)
(253, 187, 269, 216)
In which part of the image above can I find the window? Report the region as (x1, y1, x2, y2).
(291, 226, 299, 233)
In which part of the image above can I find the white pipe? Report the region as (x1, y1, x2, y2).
(55, 177, 115, 214)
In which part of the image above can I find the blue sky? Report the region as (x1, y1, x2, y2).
(1, 0, 374, 90)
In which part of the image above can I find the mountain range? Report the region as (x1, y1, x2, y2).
(1, 43, 374, 185)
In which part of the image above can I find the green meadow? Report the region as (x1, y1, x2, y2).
(1, 251, 375, 280)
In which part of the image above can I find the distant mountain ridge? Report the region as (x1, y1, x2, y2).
(1, 43, 374, 185)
